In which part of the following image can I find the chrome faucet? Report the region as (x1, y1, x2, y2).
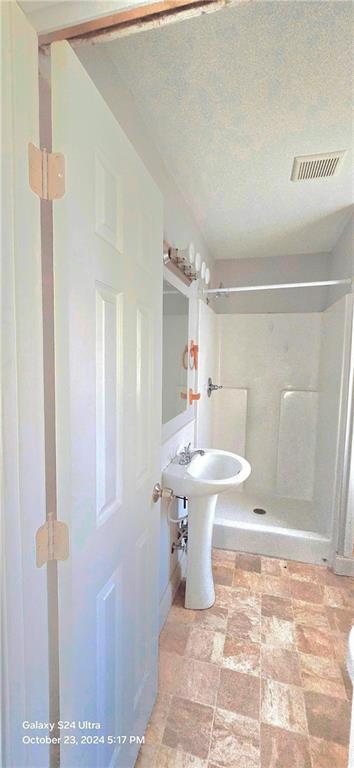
(178, 443, 205, 465)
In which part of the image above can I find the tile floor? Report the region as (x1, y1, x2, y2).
(137, 549, 354, 768)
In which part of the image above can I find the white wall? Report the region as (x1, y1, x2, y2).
(211, 252, 331, 314)
(77, 45, 212, 268)
(210, 214, 353, 315)
(327, 213, 354, 306)
(214, 313, 322, 507)
(195, 300, 217, 448)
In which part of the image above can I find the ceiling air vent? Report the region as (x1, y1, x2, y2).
(291, 151, 346, 181)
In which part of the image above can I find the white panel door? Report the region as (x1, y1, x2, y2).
(51, 42, 163, 768)
(1, 4, 49, 767)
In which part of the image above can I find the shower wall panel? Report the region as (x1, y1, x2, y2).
(315, 296, 350, 538)
(212, 388, 248, 457)
(276, 390, 318, 500)
(215, 313, 322, 499)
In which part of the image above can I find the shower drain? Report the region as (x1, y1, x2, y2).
(253, 507, 267, 515)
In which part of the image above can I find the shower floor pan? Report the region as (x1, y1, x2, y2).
(213, 489, 330, 565)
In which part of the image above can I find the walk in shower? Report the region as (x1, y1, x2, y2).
(199, 247, 353, 565)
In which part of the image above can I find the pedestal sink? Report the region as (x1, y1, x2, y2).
(163, 449, 251, 609)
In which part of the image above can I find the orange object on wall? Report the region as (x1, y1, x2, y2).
(183, 341, 199, 370)
(190, 341, 199, 370)
(189, 389, 201, 406)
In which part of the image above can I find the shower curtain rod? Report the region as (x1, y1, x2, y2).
(203, 278, 352, 295)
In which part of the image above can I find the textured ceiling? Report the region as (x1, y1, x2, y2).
(104, 1, 353, 259)
(18, 1, 151, 33)
(19, 1, 59, 12)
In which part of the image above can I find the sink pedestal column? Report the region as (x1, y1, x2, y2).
(185, 494, 217, 610)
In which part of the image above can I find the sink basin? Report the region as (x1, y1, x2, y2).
(163, 449, 251, 610)
(163, 449, 251, 498)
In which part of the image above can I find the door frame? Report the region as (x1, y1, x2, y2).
(1, 5, 49, 767)
(38, 44, 62, 766)
(38, 0, 249, 46)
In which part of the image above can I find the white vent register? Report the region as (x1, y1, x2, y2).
(291, 150, 346, 181)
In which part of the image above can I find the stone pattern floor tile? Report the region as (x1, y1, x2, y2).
(159, 621, 191, 656)
(299, 653, 347, 699)
(334, 632, 350, 663)
(212, 564, 234, 586)
(209, 708, 260, 768)
(261, 647, 301, 686)
(212, 549, 236, 567)
(261, 574, 292, 599)
(261, 594, 293, 621)
(217, 668, 260, 719)
(309, 736, 349, 768)
(290, 580, 324, 604)
(261, 678, 307, 735)
(235, 553, 262, 573)
(158, 651, 184, 695)
(341, 662, 353, 699)
(232, 569, 263, 592)
(261, 556, 288, 577)
(222, 636, 260, 676)
(156, 745, 208, 767)
(162, 696, 214, 759)
(136, 743, 159, 767)
(144, 693, 172, 746)
(185, 626, 225, 665)
(261, 616, 295, 649)
(287, 561, 326, 584)
(304, 690, 351, 745)
(326, 606, 354, 633)
(292, 601, 330, 631)
(295, 625, 334, 658)
(138, 549, 354, 767)
(227, 605, 261, 643)
(176, 658, 220, 706)
(193, 604, 228, 633)
(261, 723, 312, 768)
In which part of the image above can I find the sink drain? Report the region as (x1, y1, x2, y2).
(253, 507, 267, 515)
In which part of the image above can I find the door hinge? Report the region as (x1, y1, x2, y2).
(28, 142, 65, 200)
(36, 519, 69, 567)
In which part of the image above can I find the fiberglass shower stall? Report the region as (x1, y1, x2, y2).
(198, 284, 353, 567)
